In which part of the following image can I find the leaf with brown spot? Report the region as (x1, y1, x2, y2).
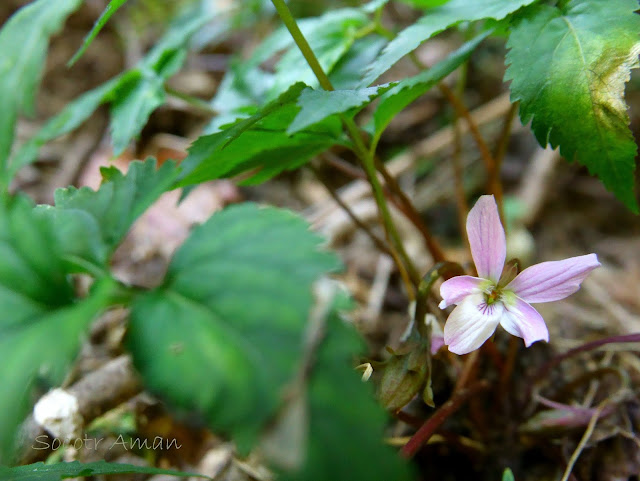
(506, 0, 640, 212)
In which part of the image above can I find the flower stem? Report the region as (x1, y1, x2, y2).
(451, 56, 470, 253)
(349, 124, 422, 289)
(438, 83, 504, 222)
(401, 380, 490, 459)
(407, 50, 503, 226)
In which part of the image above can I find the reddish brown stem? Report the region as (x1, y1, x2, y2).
(374, 158, 446, 263)
(499, 336, 519, 395)
(310, 163, 391, 256)
(401, 380, 490, 459)
(493, 102, 518, 168)
(454, 350, 480, 393)
(324, 151, 368, 180)
(451, 119, 470, 252)
(438, 83, 504, 222)
(324, 152, 446, 263)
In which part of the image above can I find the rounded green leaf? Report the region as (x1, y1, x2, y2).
(128, 203, 341, 449)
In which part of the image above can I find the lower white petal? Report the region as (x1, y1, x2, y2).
(500, 297, 549, 347)
(444, 294, 504, 355)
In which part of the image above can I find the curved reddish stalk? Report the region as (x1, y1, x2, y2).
(401, 380, 490, 459)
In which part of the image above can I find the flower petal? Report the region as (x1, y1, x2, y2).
(431, 334, 445, 355)
(506, 254, 600, 303)
(426, 314, 445, 354)
(439, 275, 485, 309)
(466, 195, 506, 281)
(500, 297, 549, 347)
(444, 294, 503, 355)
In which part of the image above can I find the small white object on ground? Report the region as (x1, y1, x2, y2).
(33, 388, 83, 442)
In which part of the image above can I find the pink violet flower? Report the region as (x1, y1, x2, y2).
(439, 195, 600, 355)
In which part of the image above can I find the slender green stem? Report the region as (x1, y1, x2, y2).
(325, 153, 446, 264)
(165, 86, 218, 116)
(373, 158, 446, 263)
(373, 9, 394, 40)
(63, 255, 111, 280)
(270, 0, 421, 291)
(346, 119, 421, 287)
(354, 22, 377, 40)
(269, 0, 334, 92)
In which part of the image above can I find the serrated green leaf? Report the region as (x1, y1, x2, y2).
(177, 83, 345, 187)
(371, 31, 489, 145)
(108, 65, 177, 154)
(268, 9, 369, 99)
(288, 85, 391, 135)
(108, 6, 211, 154)
(275, 309, 413, 481)
(9, 79, 119, 179)
(68, 0, 130, 67)
(204, 7, 377, 135)
(505, 0, 640, 212)
(0, 196, 117, 464)
(329, 35, 388, 90)
(11, 4, 212, 174)
(38, 159, 178, 270)
(0, 0, 82, 176)
(220, 8, 369, 105)
(0, 460, 206, 480)
(209, 64, 272, 121)
(251, 8, 369, 71)
(360, 0, 536, 87)
(127, 203, 340, 450)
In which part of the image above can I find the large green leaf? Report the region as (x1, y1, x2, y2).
(371, 31, 489, 146)
(274, 305, 414, 481)
(127, 203, 340, 450)
(360, 0, 536, 87)
(0, 0, 82, 176)
(177, 83, 345, 187)
(505, 0, 640, 212)
(0, 460, 205, 480)
(37, 159, 178, 270)
(0, 196, 117, 465)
